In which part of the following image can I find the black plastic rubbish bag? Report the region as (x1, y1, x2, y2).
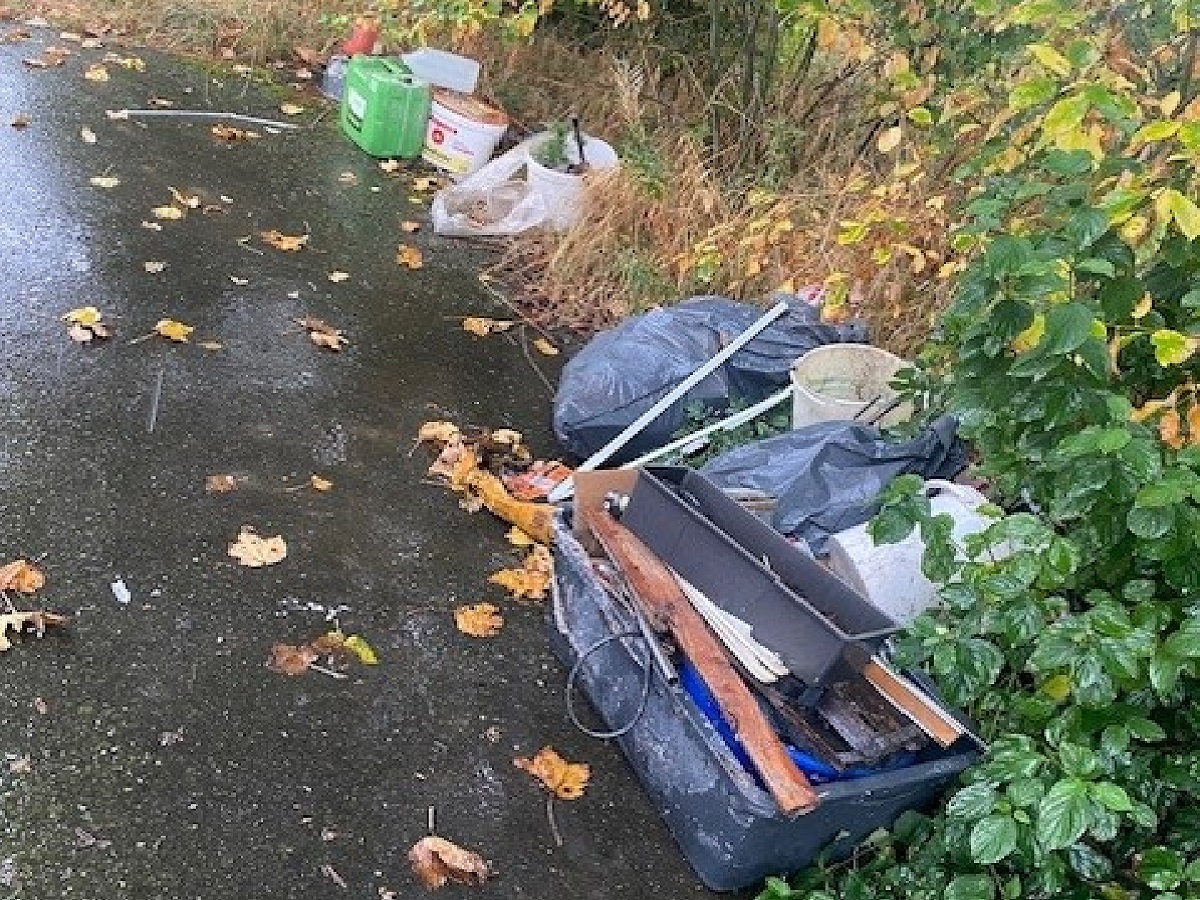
(700, 415, 967, 553)
(552, 296, 867, 463)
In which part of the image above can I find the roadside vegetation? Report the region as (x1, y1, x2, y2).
(14, 0, 1200, 896)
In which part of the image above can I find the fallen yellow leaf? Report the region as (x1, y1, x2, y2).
(379, 159, 402, 174)
(154, 318, 194, 342)
(261, 229, 309, 252)
(489, 545, 553, 601)
(279, 102, 305, 116)
(310, 474, 333, 491)
(198, 340, 223, 351)
(338, 171, 359, 184)
(462, 317, 513, 337)
(143, 260, 166, 273)
(454, 603, 503, 638)
(533, 337, 559, 356)
(0, 610, 69, 652)
(327, 271, 349, 283)
(89, 174, 120, 188)
(63, 306, 101, 327)
(211, 122, 258, 141)
(152, 205, 185, 220)
(341, 633, 378, 664)
(0, 560, 45, 594)
(408, 835, 492, 890)
(514, 746, 589, 800)
(411, 176, 440, 192)
(506, 526, 535, 548)
(400, 220, 421, 233)
(228, 526, 287, 567)
(396, 244, 423, 269)
(83, 63, 108, 81)
(418, 421, 461, 444)
(297, 316, 348, 351)
(80, 126, 96, 143)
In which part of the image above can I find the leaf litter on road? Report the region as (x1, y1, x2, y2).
(62, 306, 111, 341)
(0, 610, 70, 652)
(461, 317, 513, 337)
(396, 244, 424, 269)
(297, 316, 348, 351)
(0, 559, 45, 593)
(154, 318, 194, 342)
(489, 545, 553, 601)
(228, 526, 287, 567)
(261, 229, 309, 252)
(408, 836, 492, 890)
(454, 603, 503, 638)
(514, 746, 589, 800)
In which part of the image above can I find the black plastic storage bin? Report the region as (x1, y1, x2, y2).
(550, 473, 978, 892)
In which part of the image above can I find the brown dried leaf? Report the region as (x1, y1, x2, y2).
(514, 746, 590, 800)
(266, 642, 317, 675)
(0, 560, 45, 593)
(532, 337, 559, 356)
(379, 159, 402, 174)
(0, 610, 69, 652)
(211, 122, 259, 141)
(1160, 408, 1185, 450)
(401, 220, 421, 233)
(396, 244, 423, 269)
(261, 229, 309, 252)
(417, 421, 461, 444)
(228, 527, 287, 567)
(68, 322, 94, 342)
(461, 317, 513, 337)
(206, 474, 238, 493)
(488, 545, 552, 601)
(454, 603, 503, 638)
(407, 835, 492, 890)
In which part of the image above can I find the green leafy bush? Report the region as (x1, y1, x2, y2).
(766, 2, 1200, 898)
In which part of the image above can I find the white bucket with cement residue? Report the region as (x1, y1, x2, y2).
(790, 343, 911, 428)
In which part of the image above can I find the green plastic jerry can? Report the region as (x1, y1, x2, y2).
(340, 57, 431, 159)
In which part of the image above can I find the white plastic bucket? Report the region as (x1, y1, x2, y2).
(790, 343, 911, 428)
(826, 480, 1005, 624)
(525, 133, 619, 230)
(423, 89, 508, 178)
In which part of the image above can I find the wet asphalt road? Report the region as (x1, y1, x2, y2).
(0, 30, 717, 900)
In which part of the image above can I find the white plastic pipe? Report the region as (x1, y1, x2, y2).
(549, 300, 790, 502)
(621, 385, 794, 470)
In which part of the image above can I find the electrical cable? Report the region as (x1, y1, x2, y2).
(565, 629, 653, 740)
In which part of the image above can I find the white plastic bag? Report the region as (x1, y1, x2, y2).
(431, 139, 550, 237)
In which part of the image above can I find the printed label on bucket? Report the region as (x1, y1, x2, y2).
(423, 114, 470, 174)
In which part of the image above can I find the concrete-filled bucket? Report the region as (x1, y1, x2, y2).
(525, 133, 619, 230)
(790, 343, 911, 428)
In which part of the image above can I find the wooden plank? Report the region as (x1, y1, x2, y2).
(584, 507, 820, 816)
(861, 658, 965, 748)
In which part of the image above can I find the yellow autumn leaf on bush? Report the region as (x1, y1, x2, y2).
(155, 318, 194, 342)
(455, 603, 503, 638)
(1160, 409, 1185, 450)
(1011, 313, 1045, 353)
(514, 746, 589, 800)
